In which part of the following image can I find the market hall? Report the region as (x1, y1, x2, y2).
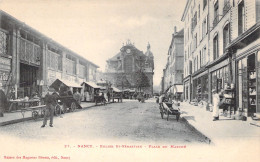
(0, 10, 99, 111)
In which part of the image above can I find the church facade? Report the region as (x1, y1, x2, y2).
(105, 41, 154, 95)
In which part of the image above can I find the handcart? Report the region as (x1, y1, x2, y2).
(94, 95, 106, 106)
(160, 102, 180, 121)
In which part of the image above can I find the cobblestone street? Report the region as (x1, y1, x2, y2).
(0, 99, 207, 144)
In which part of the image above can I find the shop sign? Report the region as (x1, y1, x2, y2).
(0, 57, 11, 70)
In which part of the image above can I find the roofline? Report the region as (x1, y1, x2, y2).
(181, 0, 191, 22)
(0, 10, 99, 68)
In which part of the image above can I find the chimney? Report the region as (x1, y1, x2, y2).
(174, 26, 177, 34)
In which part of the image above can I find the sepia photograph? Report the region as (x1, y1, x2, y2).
(0, 0, 259, 161)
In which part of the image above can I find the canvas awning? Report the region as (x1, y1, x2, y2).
(112, 87, 122, 92)
(50, 79, 82, 89)
(174, 85, 183, 93)
(81, 81, 101, 89)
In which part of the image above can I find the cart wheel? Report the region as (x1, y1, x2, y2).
(55, 105, 61, 115)
(40, 109, 45, 117)
(32, 111, 38, 120)
(176, 114, 180, 121)
(71, 102, 76, 112)
(160, 112, 164, 119)
(167, 111, 169, 121)
(61, 105, 66, 114)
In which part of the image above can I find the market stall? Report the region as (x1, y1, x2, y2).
(111, 86, 123, 102)
(81, 81, 101, 102)
(49, 79, 83, 112)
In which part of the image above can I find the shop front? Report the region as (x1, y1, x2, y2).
(227, 22, 260, 117)
(183, 76, 191, 102)
(208, 56, 236, 116)
(236, 51, 260, 117)
(192, 69, 209, 103)
(81, 81, 101, 102)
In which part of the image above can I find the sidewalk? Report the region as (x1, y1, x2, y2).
(179, 102, 260, 145)
(0, 102, 97, 126)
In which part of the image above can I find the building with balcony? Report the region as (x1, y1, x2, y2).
(181, 0, 210, 102)
(225, 0, 260, 117)
(181, 0, 260, 116)
(0, 10, 99, 98)
(162, 27, 184, 99)
(105, 41, 154, 95)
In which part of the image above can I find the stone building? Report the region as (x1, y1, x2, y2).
(181, 0, 260, 116)
(162, 27, 184, 98)
(105, 41, 154, 95)
(0, 10, 99, 98)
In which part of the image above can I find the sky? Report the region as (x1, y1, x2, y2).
(0, 0, 186, 87)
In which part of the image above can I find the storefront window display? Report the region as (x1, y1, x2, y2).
(192, 74, 208, 102)
(237, 53, 257, 116)
(211, 65, 230, 102)
(201, 75, 208, 101)
(257, 51, 260, 113)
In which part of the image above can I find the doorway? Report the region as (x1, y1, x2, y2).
(19, 63, 39, 98)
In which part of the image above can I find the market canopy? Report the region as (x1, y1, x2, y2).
(174, 85, 183, 93)
(50, 79, 82, 89)
(112, 87, 122, 93)
(81, 81, 101, 89)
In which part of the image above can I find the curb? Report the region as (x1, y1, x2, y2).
(181, 116, 213, 145)
(0, 102, 114, 127)
(0, 117, 34, 126)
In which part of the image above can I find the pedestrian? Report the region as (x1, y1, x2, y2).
(73, 89, 81, 104)
(41, 88, 57, 128)
(212, 89, 225, 121)
(158, 93, 165, 112)
(0, 86, 8, 117)
(107, 91, 111, 103)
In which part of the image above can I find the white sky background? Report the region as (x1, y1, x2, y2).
(0, 0, 185, 87)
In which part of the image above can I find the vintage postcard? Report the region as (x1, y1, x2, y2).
(0, 0, 259, 161)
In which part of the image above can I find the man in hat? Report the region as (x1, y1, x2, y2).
(41, 88, 57, 127)
(0, 85, 7, 117)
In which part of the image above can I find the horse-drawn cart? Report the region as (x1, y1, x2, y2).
(111, 87, 123, 103)
(54, 96, 82, 115)
(49, 79, 83, 115)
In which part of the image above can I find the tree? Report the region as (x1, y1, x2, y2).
(134, 70, 150, 91)
(115, 74, 131, 90)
